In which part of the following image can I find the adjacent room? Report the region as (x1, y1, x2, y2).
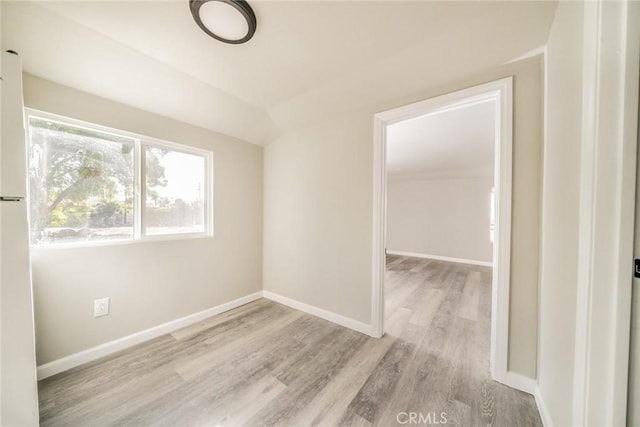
(385, 100, 496, 267)
(381, 96, 512, 423)
(1, 1, 639, 426)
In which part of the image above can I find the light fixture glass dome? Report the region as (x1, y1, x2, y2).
(190, 0, 257, 44)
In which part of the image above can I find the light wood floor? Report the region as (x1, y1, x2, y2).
(38, 255, 542, 426)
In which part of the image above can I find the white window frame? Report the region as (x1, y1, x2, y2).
(139, 137, 214, 241)
(25, 108, 214, 248)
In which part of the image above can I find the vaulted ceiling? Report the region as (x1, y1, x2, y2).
(1, 1, 557, 145)
(387, 99, 495, 178)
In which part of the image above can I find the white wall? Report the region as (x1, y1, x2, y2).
(263, 113, 373, 324)
(23, 75, 264, 365)
(537, 2, 583, 425)
(264, 56, 542, 379)
(386, 176, 493, 263)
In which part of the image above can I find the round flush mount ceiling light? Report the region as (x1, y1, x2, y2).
(190, 0, 257, 44)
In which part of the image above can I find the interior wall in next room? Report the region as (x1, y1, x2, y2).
(386, 175, 494, 264)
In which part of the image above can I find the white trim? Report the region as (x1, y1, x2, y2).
(572, 0, 639, 425)
(133, 129, 142, 241)
(386, 250, 492, 267)
(534, 386, 553, 427)
(372, 77, 513, 386)
(502, 371, 536, 395)
(571, 2, 601, 419)
(537, 44, 549, 426)
(24, 107, 215, 248)
(492, 78, 514, 388)
(24, 108, 213, 158)
(36, 291, 263, 380)
(371, 115, 386, 339)
(262, 291, 375, 337)
(30, 232, 214, 251)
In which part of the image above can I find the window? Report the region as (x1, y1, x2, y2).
(144, 146, 206, 236)
(26, 110, 212, 246)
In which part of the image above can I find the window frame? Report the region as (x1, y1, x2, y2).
(139, 138, 213, 241)
(25, 108, 214, 249)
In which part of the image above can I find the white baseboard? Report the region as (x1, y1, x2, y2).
(386, 250, 493, 267)
(39, 290, 376, 380)
(37, 291, 263, 380)
(262, 290, 375, 337)
(502, 371, 537, 395)
(500, 372, 550, 427)
(534, 386, 552, 427)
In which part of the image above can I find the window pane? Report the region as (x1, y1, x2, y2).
(28, 117, 135, 245)
(145, 146, 205, 235)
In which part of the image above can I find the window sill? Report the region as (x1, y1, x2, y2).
(30, 233, 214, 251)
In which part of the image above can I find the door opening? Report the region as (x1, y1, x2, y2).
(371, 77, 514, 387)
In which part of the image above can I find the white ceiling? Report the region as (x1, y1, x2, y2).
(1, 1, 557, 145)
(387, 99, 495, 178)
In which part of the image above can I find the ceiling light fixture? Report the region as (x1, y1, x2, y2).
(189, 0, 257, 44)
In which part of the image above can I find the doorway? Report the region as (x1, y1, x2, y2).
(371, 78, 513, 386)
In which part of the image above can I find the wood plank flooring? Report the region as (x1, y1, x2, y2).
(38, 255, 542, 426)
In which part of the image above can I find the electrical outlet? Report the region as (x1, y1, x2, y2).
(94, 297, 109, 318)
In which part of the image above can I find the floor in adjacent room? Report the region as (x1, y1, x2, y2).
(38, 255, 542, 426)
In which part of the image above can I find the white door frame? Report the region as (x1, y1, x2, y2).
(571, 0, 639, 425)
(371, 77, 513, 386)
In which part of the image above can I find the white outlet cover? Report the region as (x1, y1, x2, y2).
(94, 297, 110, 318)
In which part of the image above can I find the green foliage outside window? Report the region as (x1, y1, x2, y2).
(27, 115, 208, 245)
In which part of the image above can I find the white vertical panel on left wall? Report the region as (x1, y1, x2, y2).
(0, 51, 40, 426)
